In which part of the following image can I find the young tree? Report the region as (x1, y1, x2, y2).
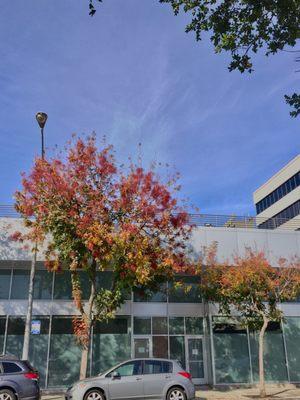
(201, 247, 300, 398)
(14, 135, 192, 379)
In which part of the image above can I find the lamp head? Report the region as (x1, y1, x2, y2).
(36, 112, 48, 129)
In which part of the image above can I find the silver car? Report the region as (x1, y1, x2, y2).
(65, 358, 195, 400)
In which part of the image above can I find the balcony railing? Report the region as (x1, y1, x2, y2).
(0, 205, 299, 230)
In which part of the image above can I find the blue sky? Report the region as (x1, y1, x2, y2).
(0, 0, 299, 214)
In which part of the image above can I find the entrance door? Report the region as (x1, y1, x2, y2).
(134, 337, 151, 358)
(185, 336, 206, 384)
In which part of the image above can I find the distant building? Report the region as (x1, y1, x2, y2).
(253, 155, 300, 230)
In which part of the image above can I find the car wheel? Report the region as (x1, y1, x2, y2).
(0, 389, 16, 400)
(84, 389, 105, 400)
(167, 387, 186, 400)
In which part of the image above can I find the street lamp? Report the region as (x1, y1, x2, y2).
(22, 112, 48, 361)
(35, 112, 48, 159)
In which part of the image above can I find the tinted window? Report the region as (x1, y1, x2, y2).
(112, 360, 142, 376)
(2, 362, 22, 373)
(144, 360, 172, 374)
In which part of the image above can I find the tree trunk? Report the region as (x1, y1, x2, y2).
(258, 316, 269, 398)
(79, 270, 96, 380)
(22, 244, 37, 360)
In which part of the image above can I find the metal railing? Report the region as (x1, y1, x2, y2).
(0, 205, 299, 230)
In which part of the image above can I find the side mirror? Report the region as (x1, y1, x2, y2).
(112, 371, 121, 380)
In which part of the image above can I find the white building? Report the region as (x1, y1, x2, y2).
(253, 155, 300, 230)
(0, 212, 300, 388)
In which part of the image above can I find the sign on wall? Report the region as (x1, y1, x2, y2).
(31, 320, 41, 335)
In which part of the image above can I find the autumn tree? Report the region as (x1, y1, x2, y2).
(201, 247, 300, 398)
(89, 0, 300, 117)
(15, 135, 192, 379)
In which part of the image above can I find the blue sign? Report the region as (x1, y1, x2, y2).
(31, 320, 41, 335)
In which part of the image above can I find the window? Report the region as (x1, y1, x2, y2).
(249, 322, 288, 382)
(0, 270, 11, 299)
(0, 318, 6, 354)
(111, 360, 142, 377)
(53, 271, 73, 300)
(134, 317, 151, 335)
(11, 270, 29, 299)
(92, 317, 131, 376)
(213, 317, 251, 384)
(186, 317, 203, 335)
(169, 276, 201, 303)
(152, 317, 167, 334)
(2, 362, 22, 373)
(144, 360, 172, 374)
(34, 270, 53, 300)
(170, 336, 185, 369)
(256, 172, 300, 214)
(169, 317, 184, 335)
(258, 200, 300, 229)
(48, 317, 81, 387)
(153, 336, 168, 358)
(133, 283, 167, 303)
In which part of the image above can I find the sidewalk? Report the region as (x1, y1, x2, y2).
(42, 384, 300, 400)
(196, 384, 300, 399)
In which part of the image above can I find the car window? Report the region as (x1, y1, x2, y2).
(2, 362, 22, 373)
(144, 360, 173, 374)
(109, 361, 142, 377)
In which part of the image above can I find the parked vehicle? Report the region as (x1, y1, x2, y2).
(66, 358, 195, 400)
(0, 354, 40, 400)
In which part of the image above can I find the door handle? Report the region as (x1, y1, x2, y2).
(165, 375, 171, 379)
(136, 377, 142, 381)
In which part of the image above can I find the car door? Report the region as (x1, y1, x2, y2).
(142, 360, 172, 399)
(108, 360, 144, 400)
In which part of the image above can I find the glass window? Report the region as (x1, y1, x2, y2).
(213, 317, 251, 384)
(169, 317, 184, 335)
(0, 270, 11, 299)
(112, 360, 142, 376)
(153, 336, 168, 359)
(2, 362, 22, 373)
(133, 284, 167, 303)
(11, 270, 29, 299)
(144, 360, 172, 374)
(134, 317, 151, 335)
(34, 270, 53, 300)
(249, 322, 288, 382)
(53, 271, 72, 300)
(284, 317, 300, 381)
(0, 318, 6, 354)
(6, 317, 25, 359)
(92, 317, 131, 375)
(48, 317, 81, 387)
(134, 338, 150, 359)
(169, 276, 201, 303)
(170, 336, 185, 369)
(29, 317, 50, 388)
(186, 317, 203, 335)
(152, 317, 167, 334)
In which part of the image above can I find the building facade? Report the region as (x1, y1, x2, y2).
(0, 216, 300, 389)
(253, 155, 300, 230)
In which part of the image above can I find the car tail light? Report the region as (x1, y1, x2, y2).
(178, 371, 192, 380)
(24, 372, 39, 380)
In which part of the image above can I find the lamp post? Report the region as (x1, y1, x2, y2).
(36, 112, 47, 159)
(22, 112, 48, 361)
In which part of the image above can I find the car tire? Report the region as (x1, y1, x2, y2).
(84, 389, 105, 400)
(167, 386, 186, 400)
(0, 389, 16, 400)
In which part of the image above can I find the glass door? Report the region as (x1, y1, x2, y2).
(185, 336, 206, 384)
(133, 337, 151, 358)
